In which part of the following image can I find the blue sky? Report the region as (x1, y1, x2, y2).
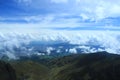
(0, 0, 120, 31)
(0, 0, 120, 55)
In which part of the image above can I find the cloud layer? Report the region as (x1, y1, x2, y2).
(0, 0, 120, 59)
(0, 0, 120, 30)
(0, 30, 120, 59)
(1, 0, 120, 20)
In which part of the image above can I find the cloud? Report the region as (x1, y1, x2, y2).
(69, 48, 77, 54)
(17, 0, 32, 3)
(0, 0, 120, 30)
(0, 14, 120, 31)
(1, 0, 120, 26)
(1, 0, 120, 19)
(0, 30, 120, 59)
(0, 0, 120, 59)
(51, 0, 68, 3)
(71, 0, 120, 20)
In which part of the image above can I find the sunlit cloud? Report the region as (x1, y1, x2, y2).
(0, 0, 120, 58)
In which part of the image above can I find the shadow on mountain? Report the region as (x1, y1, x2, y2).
(0, 52, 120, 80)
(49, 52, 120, 80)
(0, 61, 16, 80)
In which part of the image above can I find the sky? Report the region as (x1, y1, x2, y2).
(0, 0, 120, 31)
(0, 0, 120, 58)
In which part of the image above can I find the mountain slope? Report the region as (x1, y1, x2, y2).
(0, 61, 16, 80)
(49, 52, 120, 80)
(7, 52, 120, 80)
(11, 61, 49, 80)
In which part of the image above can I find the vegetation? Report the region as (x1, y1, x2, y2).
(0, 52, 120, 80)
(0, 61, 16, 80)
(11, 61, 49, 80)
(49, 52, 120, 80)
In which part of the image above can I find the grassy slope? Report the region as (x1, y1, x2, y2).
(9, 52, 120, 80)
(11, 61, 49, 80)
(49, 52, 120, 80)
(0, 61, 16, 80)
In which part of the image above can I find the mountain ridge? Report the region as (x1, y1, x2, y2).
(4, 51, 119, 80)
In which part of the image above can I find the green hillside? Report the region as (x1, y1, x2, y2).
(0, 61, 16, 80)
(11, 61, 49, 80)
(49, 52, 120, 80)
(1, 52, 120, 80)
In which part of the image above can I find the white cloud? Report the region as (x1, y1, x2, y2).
(13, 0, 120, 21)
(0, 0, 117, 24)
(0, 30, 120, 59)
(0, 0, 120, 59)
(1, 0, 120, 30)
(50, 0, 120, 20)
(75, 0, 120, 20)
(69, 48, 77, 54)
(16, 0, 32, 5)
(51, 0, 68, 3)
(46, 47, 54, 55)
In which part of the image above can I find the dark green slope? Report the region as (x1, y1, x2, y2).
(0, 61, 16, 80)
(4, 52, 120, 80)
(49, 52, 120, 80)
(11, 61, 49, 80)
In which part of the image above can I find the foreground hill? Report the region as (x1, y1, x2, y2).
(11, 61, 49, 80)
(1, 52, 120, 80)
(0, 61, 16, 80)
(49, 52, 120, 80)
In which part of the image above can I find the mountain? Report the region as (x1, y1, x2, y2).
(49, 52, 120, 80)
(8, 52, 120, 80)
(0, 61, 16, 80)
(11, 61, 49, 80)
(0, 52, 120, 80)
